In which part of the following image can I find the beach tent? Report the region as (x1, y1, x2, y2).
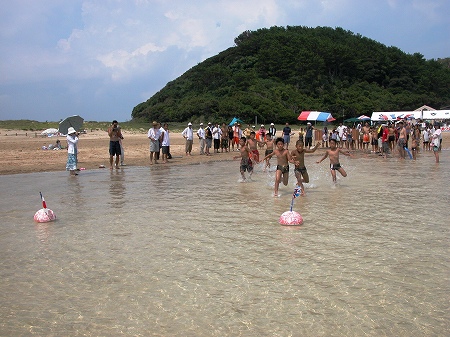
(297, 111, 335, 122)
(422, 110, 450, 120)
(371, 111, 422, 121)
(229, 117, 244, 126)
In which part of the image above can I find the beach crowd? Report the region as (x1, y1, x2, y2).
(66, 119, 444, 196)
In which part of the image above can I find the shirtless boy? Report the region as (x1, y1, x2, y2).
(233, 137, 254, 180)
(291, 140, 320, 195)
(316, 138, 352, 183)
(397, 121, 407, 159)
(246, 131, 265, 163)
(262, 134, 275, 170)
(261, 137, 299, 196)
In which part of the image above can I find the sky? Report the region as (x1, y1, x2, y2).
(0, 0, 449, 122)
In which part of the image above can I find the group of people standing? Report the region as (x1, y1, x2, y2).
(181, 121, 278, 156)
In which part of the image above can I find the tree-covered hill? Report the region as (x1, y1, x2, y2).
(132, 26, 450, 124)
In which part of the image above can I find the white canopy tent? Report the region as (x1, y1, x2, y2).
(370, 111, 422, 121)
(422, 110, 450, 120)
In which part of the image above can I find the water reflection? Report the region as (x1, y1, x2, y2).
(108, 169, 126, 209)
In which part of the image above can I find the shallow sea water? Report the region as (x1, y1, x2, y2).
(0, 148, 449, 336)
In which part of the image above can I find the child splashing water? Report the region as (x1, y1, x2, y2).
(261, 137, 299, 196)
(233, 137, 254, 181)
(316, 138, 353, 183)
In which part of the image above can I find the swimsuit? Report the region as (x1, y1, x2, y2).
(294, 167, 307, 174)
(240, 158, 253, 172)
(276, 165, 289, 174)
(265, 149, 273, 156)
(330, 163, 341, 170)
(251, 149, 260, 162)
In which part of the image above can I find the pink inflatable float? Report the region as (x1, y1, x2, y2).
(279, 211, 303, 226)
(279, 186, 303, 226)
(34, 192, 56, 223)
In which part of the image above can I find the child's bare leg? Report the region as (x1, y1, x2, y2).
(274, 170, 282, 195)
(338, 168, 347, 178)
(240, 170, 246, 180)
(282, 172, 289, 186)
(331, 169, 337, 183)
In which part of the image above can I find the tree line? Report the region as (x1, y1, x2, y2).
(131, 26, 450, 124)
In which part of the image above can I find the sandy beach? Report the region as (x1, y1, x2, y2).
(1, 128, 447, 175)
(0, 128, 241, 175)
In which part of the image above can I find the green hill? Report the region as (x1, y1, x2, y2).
(131, 26, 450, 124)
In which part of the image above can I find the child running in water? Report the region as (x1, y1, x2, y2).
(233, 137, 254, 181)
(246, 131, 265, 163)
(291, 140, 320, 195)
(316, 138, 352, 183)
(262, 133, 275, 170)
(261, 137, 299, 196)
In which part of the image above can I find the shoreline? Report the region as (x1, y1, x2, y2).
(1, 128, 447, 175)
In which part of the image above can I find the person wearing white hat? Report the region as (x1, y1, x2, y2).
(197, 123, 205, 155)
(66, 127, 79, 175)
(268, 123, 276, 138)
(181, 122, 194, 156)
(148, 121, 161, 164)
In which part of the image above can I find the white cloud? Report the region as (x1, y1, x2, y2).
(0, 0, 448, 121)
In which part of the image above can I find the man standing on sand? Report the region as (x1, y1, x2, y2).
(268, 123, 276, 138)
(197, 123, 205, 155)
(182, 122, 194, 156)
(108, 120, 124, 169)
(148, 121, 161, 165)
(213, 122, 221, 153)
(282, 122, 292, 149)
(160, 123, 170, 164)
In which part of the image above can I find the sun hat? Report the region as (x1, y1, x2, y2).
(200, 122, 203, 125)
(152, 121, 158, 125)
(188, 122, 192, 126)
(270, 123, 274, 125)
(261, 124, 264, 127)
(67, 127, 76, 134)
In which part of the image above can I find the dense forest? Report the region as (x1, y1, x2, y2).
(132, 26, 450, 124)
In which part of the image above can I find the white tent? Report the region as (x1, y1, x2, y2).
(422, 110, 450, 120)
(371, 111, 422, 121)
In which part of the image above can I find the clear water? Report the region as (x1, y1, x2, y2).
(0, 150, 449, 336)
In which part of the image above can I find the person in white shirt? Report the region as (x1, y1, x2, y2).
(182, 122, 194, 156)
(197, 123, 205, 155)
(212, 123, 221, 153)
(160, 123, 170, 164)
(66, 127, 79, 175)
(432, 124, 441, 163)
(147, 121, 161, 165)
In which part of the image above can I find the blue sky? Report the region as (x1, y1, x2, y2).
(1, 0, 449, 122)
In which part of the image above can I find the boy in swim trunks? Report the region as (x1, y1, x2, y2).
(246, 131, 265, 163)
(261, 137, 299, 196)
(233, 137, 254, 180)
(262, 134, 274, 170)
(316, 138, 352, 183)
(291, 140, 320, 195)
